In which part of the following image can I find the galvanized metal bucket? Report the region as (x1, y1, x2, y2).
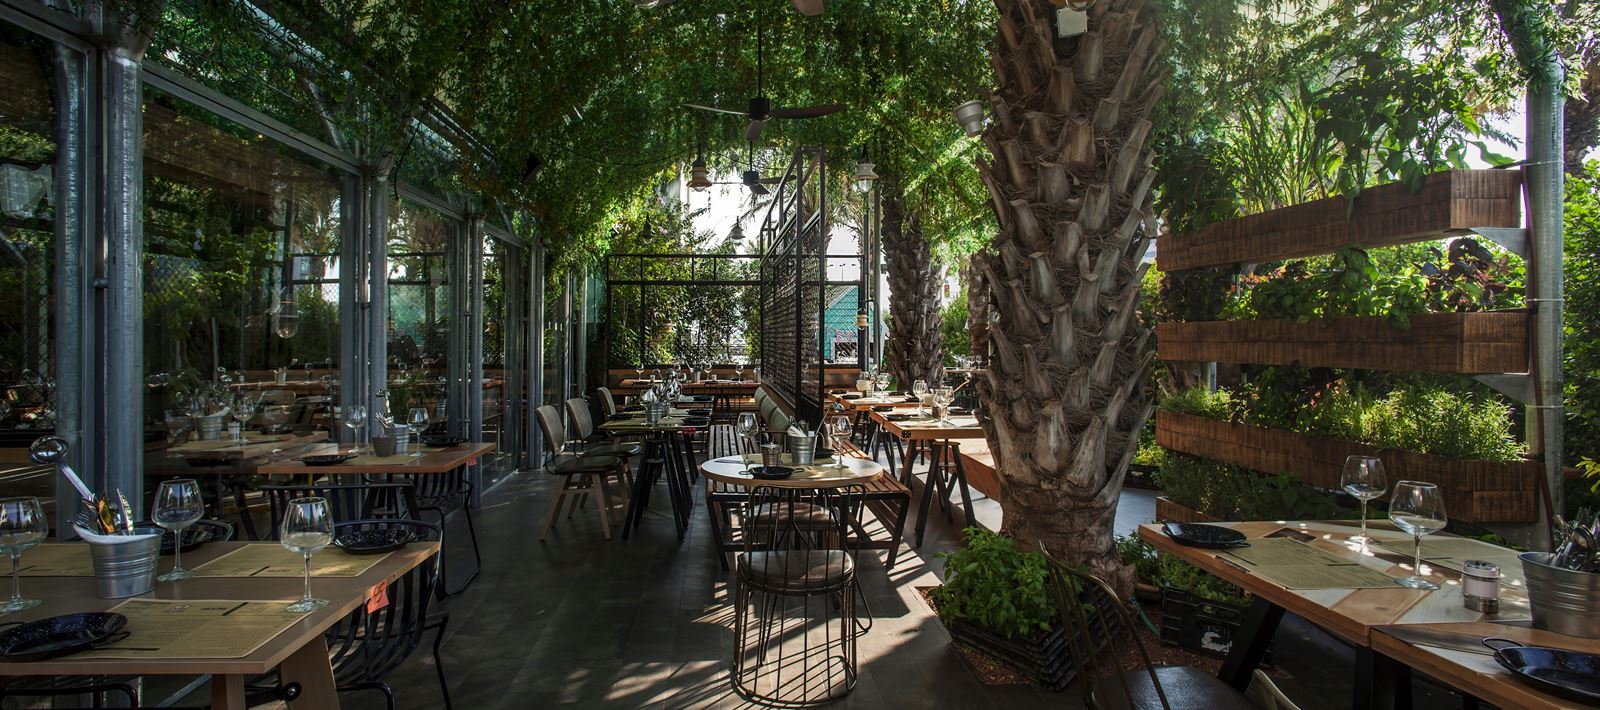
(88, 528, 163, 599)
(787, 433, 816, 465)
(646, 402, 669, 425)
(1520, 551, 1600, 638)
(196, 415, 225, 440)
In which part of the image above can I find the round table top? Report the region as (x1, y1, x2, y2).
(699, 454, 883, 488)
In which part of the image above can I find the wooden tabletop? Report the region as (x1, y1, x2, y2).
(868, 410, 985, 440)
(256, 442, 495, 475)
(1371, 620, 1600, 710)
(0, 540, 437, 676)
(601, 415, 701, 434)
(700, 454, 883, 488)
(825, 392, 922, 411)
(167, 431, 329, 462)
(1139, 520, 1532, 648)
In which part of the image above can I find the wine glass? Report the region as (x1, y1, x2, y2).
(933, 386, 955, 424)
(154, 479, 205, 582)
(1341, 456, 1387, 547)
(1388, 481, 1447, 590)
(280, 498, 333, 612)
(408, 408, 429, 457)
(829, 416, 852, 469)
(736, 409, 761, 470)
(635, 363, 645, 382)
(344, 404, 368, 454)
(0, 497, 47, 612)
(232, 396, 257, 445)
(912, 380, 929, 415)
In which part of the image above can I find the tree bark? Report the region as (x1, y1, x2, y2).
(1566, 58, 1598, 176)
(883, 188, 945, 389)
(967, 253, 992, 366)
(973, 0, 1164, 597)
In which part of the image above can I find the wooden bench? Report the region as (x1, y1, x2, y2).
(703, 424, 911, 571)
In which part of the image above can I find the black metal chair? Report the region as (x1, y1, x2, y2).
(262, 482, 419, 538)
(733, 484, 865, 706)
(251, 519, 452, 710)
(535, 404, 626, 540)
(1040, 546, 1255, 709)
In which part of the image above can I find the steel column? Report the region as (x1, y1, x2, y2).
(50, 37, 93, 537)
(338, 173, 365, 439)
(528, 239, 544, 465)
(467, 215, 485, 500)
(1527, 61, 1566, 525)
(365, 175, 389, 440)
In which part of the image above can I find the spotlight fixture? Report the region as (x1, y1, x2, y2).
(954, 100, 986, 137)
(729, 222, 745, 242)
(851, 160, 878, 193)
(687, 156, 712, 191)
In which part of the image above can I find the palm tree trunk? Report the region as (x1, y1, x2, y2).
(972, 0, 1165, 596)
(882, 188, 945, 388)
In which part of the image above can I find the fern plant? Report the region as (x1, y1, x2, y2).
(932, 528, 1057, 639)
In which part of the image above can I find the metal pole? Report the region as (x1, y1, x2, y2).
(99, 38, 148, 512)
(51, 39, 92, 538)
(338, 173, 365, 440)
(367, 175, 389, 441)
(466, 214, 485, 502)
(1527, 58, 1566, 524)
(528, 237, 544, 465)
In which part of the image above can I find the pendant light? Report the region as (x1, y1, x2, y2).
(687, 156, 712, 191)
(955, 100, 986, 137)
(729, 222, 745, 242)
(851, 160, 878, 193)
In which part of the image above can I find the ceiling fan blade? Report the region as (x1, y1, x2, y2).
(748, 183, 771, 196)
(790, 0, 824, 15)
(756, 176, 783, 184)
(744, 119, 767, 142)
(770, 104, 845, 119)
(684, 103, 746, 116)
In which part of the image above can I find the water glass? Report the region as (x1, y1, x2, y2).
(829, 416, 852, 469)
(1389, 481, 1447, 590)
(933, 386, 955, 424)
(344, 404, 368, 454)
(232, 396, 257, 445)
(1341, 456, 1387, 547)
(409, 408, 429, 457)
(280, 498, 333, 612)
(154, 479, 205, 582)
(0, 497, 47, 612)
(912, 380, 929, 415)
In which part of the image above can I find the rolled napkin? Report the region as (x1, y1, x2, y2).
(74, 525, 160, 544)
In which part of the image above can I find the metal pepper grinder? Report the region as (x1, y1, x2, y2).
(1462, 559, 1501, 614)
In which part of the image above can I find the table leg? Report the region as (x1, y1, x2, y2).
(622, 438, 662, 539)
(950, 444, 977, 530)
(1354, 646, 1412, 710)
(211, 674, 246, 710)
(279, 634, 340, 709)
(1217, 597, 1284, 691)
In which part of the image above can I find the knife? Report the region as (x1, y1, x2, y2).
(1378, 625, 1495, 656)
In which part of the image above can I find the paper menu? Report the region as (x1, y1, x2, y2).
(191, 544, 385, 578)
(1372, 537, 1527, 587)
(80, 599, 311, 660)
(1218, 538, 1399, 589)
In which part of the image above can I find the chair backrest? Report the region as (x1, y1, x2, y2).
(262, 483, 419, 540)
(565, 397, 596, 441)
(597, 388, 618, 417)
(1041, 547, 1172, 710)
(741, 484, 865, 590)
(324, 519, 442, 682)
(535, 404, 566, 453)
(759, 398, 779, 426)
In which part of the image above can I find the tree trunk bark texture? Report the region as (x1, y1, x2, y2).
(883, 190, 945, 389)
(973, 0, 1164, 597)
(966, 253, 993, 362)
(1566, 58, 1598, 176)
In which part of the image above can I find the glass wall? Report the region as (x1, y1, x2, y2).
(386, 198, 453, 426)
(0, 27, 57, 438)
(141, 87, 345, 479)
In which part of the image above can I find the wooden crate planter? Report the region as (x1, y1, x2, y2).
(1155, 311, 1528, 375)
(1155, 411, 1539, 523)
(1157, 169, 1522, 272)
(1155, 496, 1221, 523)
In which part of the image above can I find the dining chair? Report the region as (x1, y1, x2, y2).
(392, 467, 480, 598)
(596, 387, 619, 417)
(262, 482, 419, 538)
(566, 396, 643, 462)
(1040, 546, 1254, 709)
(535, 404, 625, 540)
(733, 484, 865, 706)
(250, 519, 452, 710)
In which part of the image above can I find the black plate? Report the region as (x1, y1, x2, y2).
(948, 406, 970, 415)
(682, 416, 711, 427)
(0, 613, 128, 663)
(829, 389, 848, 395)
(842, 393, 863, 400)
(872, 405, 895, 412)
(296, 453, 357, 466)
(334, 528, 417, 555)
(686, 408, 712, 416)
(1488, 639, 1600, 704)
(421, 436, 467, 448)
(749, 466, 797, 480)
(621, 405, 643, 413)
(886, 413, 915, 421)
(1162, 522, 1249, 549)
(608, 414, 637, 421)
(691, 395, 714, 402)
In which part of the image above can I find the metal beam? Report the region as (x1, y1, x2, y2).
(1527, 64, 1566, 526)
(51, 35, 93, 538)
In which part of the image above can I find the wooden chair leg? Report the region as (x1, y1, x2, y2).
(539, 475, 572, 541)
(595, 475, 615, 540)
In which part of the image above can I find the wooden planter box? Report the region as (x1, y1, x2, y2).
(1157, 169, 1522, 272)
(1155, 411, 1539, 523)
(1155, 496, 1221, 523)
(1155, 311, 1528, 374)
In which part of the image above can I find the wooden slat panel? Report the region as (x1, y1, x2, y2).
(1157, 170, 1522, 272)
(1154, 411, 1538, 522)
(1156, 312, 1529, 374)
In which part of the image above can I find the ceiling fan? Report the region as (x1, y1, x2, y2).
(685, 23, 842, 141)
(709, 142, 782, 195)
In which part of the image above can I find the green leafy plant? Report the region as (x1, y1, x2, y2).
(1114, 534, 1162, 584)
(1114, 535, 1248, 605)
(1156, 454, 1354, 521)
(932, 528, 1057, 639)
(1158, 385, 1234, 419)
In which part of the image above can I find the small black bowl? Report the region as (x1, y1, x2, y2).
(749, 465, 797, 480)
(421, 436, 467, 448)
(334, 527, 417, 555)
(682, 416, 711, 427)
(296, 453, 358, 466)
(0, 612, 128, 663)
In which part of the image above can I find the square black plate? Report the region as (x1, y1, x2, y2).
(1162, 522, 1249, 549)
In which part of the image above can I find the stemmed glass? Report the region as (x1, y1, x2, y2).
(154, 479, 205, 582)
(344, 404, 368, 455)
(232, 396, 257, 445)
(736, 412, 758, 471)
(0, 497, 47, 612)
(933, 386, 955, 424)
(635, 363, 645, 382)
(280, 498, 333, 612)
(1341, 456, 1387, 547)
(912, 380, 929, 415)
(1389, 481, 1447, 590)
(409, 408, 429, 457)
(829, 416, 852, 469)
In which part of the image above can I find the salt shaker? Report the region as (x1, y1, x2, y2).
(1461, 559, 1500, 613)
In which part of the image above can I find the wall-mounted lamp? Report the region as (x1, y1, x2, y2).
(954, 100, 986, 137)
(855, 310, 870, 329)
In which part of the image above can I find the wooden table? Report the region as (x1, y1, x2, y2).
(823, 392, 921, 412)
(0, 541, 438, 710)
(257, 443, 495, 476)
(601, 416, 701, 539)
(168, 432, 329, 463)
(867, 411, 984, 441)
(867, 411, 984, 546)
(1137, 519, 1573, 709)
(700, 454, 883, 489)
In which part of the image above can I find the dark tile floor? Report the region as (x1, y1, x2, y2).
(337, 461, 1463, 710)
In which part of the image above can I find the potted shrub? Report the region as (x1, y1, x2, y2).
(932, 528, 1090, 690)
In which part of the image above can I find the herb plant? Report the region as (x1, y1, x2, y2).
(932, 528, 1057, 639)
